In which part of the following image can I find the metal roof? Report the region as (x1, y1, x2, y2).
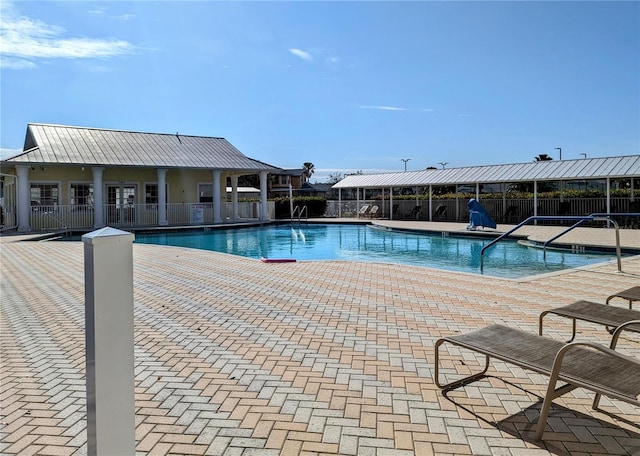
(277, 169, 305, 176)
(333, 155, 640, 189)
(2, 123, 280, 171)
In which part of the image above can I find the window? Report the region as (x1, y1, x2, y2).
(145, 183, 159, 204)
(145, 183, 168, 209)
(279, 175, 290, 185)
(198, 184, 213, 203)
(70, 183, 93, 206)
(30, 183, 59, 206)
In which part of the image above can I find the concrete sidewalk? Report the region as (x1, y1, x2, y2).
(1, 234, 639, 455)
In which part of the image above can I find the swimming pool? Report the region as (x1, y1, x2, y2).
(133, 223, 620, 279)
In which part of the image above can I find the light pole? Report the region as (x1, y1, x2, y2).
(580, 153, 587, 159)
(438, 162, 449, 169)
(400, 158, 411, 171)
(554, 147, 562, 160)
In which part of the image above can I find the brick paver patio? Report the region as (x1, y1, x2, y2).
(1, 224, 639, 455)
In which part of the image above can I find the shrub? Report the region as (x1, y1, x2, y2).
(273, 196, 327, 218)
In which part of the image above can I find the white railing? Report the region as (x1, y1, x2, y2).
(27, 202, 275, 231)
(30, 205, 93, 231)
(326, 197, 636, 223)
(1, 207, 17, 231)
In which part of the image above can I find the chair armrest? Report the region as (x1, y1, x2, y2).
(610, 319, 640, 349)
(555, 340, 640, 367)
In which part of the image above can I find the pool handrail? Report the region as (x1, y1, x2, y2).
(291, 205, 308, 225)
(541, 216, 621, 270)
(480, 212, 640, 272)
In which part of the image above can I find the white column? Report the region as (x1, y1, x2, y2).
(92, 167, 105, 228)
(533, 181, 538, 224)
(83, 227, 135, 456)
(476, 182, 480, 201)
(157, 168, 168, 226)
(455, 185, 459, 221)
(606, 177, 611, 213)
(259, 171, 268, 220)
(338, 189, 342, 217)
(231, 174, 239, 220)
(502, 183, 507, 217)
(16, 165, 31, 232)
(289, 183, 294, 219)
(212, 170, 222, 223)
(428, 185, 433, 221)
(389, 188, 394, 220)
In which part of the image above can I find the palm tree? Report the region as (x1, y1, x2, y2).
(302, 162, 315, 179)
(534, 154, 553, 161)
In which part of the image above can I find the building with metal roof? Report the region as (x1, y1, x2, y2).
(0, 123, 282, 232)
(331, 155, 640, 223)
(333, 155, 640, 189)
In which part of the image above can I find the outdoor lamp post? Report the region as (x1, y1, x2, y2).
(400, 158, 411, 171)
(554, 147, 562, 160)
(439, 162, 449, 169)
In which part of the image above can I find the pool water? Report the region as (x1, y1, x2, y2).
(133, 223, 619, 279)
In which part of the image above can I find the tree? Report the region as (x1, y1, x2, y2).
(326, 172, 343, 184)
(534, 154, 553, 161)
(237, 174, 260, 188)
(302, 162, 315, 179)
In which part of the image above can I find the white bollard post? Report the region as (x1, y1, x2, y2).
(83, 227, 135, 456)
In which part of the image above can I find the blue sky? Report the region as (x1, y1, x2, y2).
(1, 1, 639, 182)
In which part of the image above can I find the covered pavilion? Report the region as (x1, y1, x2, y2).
(332, 155, 640, 222)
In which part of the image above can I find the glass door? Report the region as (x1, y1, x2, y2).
(107, 184, 137, 225)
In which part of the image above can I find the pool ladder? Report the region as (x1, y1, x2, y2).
(291, 205, 308, 226)
(480, 213, 639, 272)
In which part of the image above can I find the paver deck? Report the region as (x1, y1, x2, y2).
(1, 223, 639, 455)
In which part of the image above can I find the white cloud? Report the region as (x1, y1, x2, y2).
(0, 8, 137, 69)
(89, 6, 134, 21)
(114, 14, 136, 21)
(289, 48, 312, 61)
(359, 105, 435, 112)
(0, 57, 36, 69)
(0, 148, 23, 160)
(88, 7, 107, 16)
(358, 105, 408, 111)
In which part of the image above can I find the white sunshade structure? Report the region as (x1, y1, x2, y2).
(333, 155, 640, 189)
(332, 155, 640, 220)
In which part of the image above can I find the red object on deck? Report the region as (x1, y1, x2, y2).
(260, 257, 297, 263)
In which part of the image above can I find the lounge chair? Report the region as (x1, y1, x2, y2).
(366, 205, 379, 218)
(606, 286, 640, 309)
(539, 300, 640, 342)
(357, 205, 370, 217)
(433, 205, 447, 220)
(409, 205, 422, 220)
(434, 321, 640, 440)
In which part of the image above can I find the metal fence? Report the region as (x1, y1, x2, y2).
(27, 202, 274, 232)
(326, 197, 638, 224)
